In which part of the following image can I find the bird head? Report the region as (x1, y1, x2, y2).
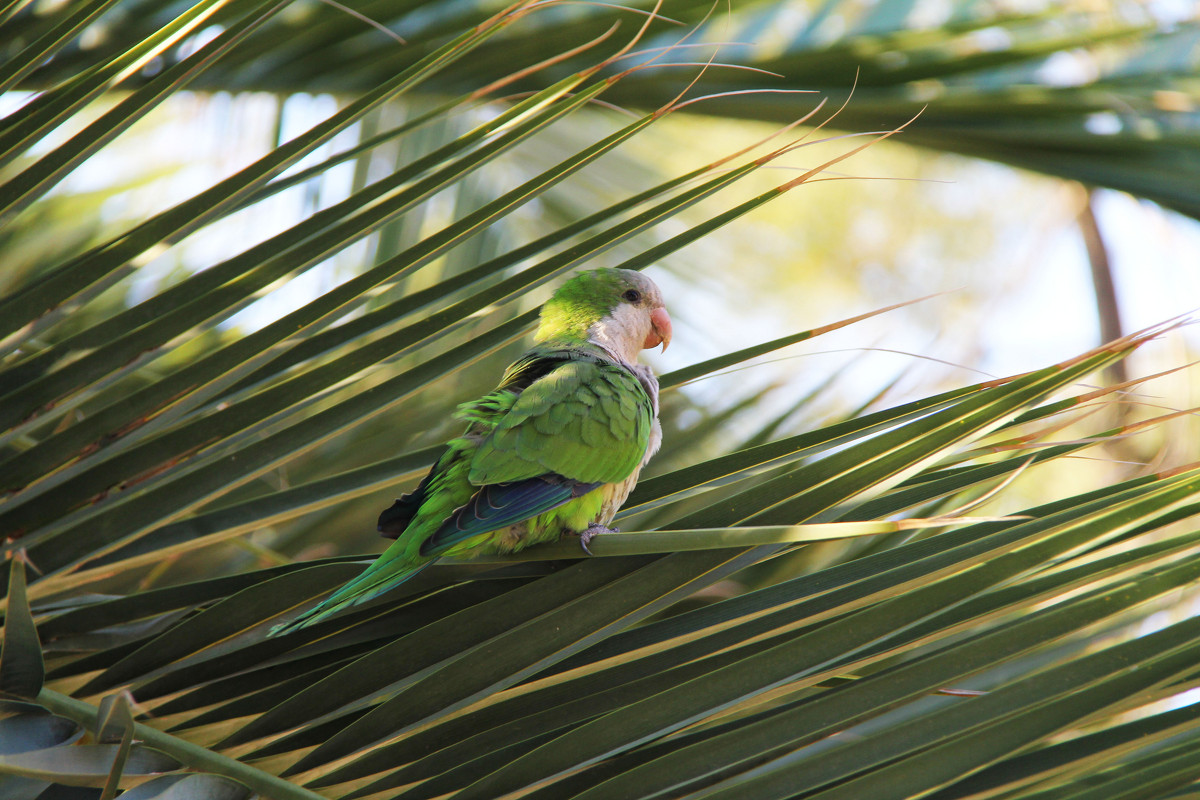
(536, 268, 673, 364)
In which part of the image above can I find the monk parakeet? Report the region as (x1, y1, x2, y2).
(271, 268, 671, 635)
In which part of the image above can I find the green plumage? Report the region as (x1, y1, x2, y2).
(270, 269, 665, 636)
(476, 357, 649, 486)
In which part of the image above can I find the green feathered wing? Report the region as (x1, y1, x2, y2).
(269, 348, 653, 635)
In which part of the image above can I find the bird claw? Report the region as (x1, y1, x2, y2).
(579, 524, 618, 555)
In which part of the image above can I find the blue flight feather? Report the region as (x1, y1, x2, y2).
(421, 477, 600, 557)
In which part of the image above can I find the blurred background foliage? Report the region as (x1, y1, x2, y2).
(6, 0, 1200, 797)
(8, 0, 1200, 569)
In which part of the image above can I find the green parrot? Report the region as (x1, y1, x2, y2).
(270, 268, 672, 635)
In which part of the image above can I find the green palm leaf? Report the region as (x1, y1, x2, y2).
(4, 1, 1200, 798)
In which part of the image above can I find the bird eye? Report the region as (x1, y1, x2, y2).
(622, 289, 641, 303)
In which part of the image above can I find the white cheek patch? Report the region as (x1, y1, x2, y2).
(588, 304, 650, 365)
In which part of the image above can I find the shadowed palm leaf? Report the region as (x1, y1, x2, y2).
(3, 2, 1200, 798)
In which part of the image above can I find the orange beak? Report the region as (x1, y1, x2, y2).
(643, 306, 673, 351)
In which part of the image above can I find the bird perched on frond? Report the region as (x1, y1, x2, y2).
(270, 268, 672, 635)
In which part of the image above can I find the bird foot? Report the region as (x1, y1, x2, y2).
(579, 524, 618, 555)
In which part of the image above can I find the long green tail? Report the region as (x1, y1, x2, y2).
(268, 556, 429, 637)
